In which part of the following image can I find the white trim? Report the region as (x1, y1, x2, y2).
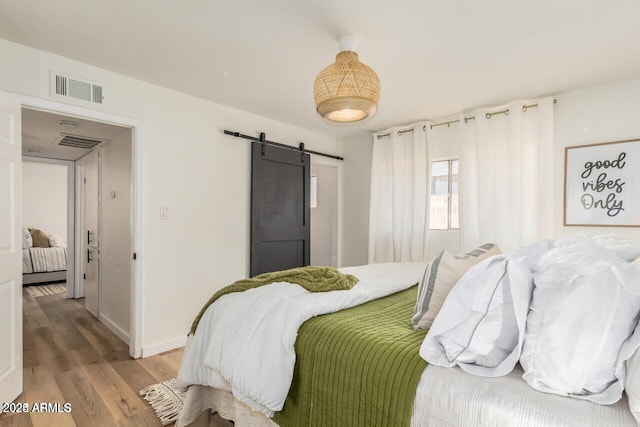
(131, 123, 144, 359)
(97, 148, 102, 318)
(99, 313, 130, 344)
(142, 336, 188, 358)
(74, 163, 85, 298)
(336, 162, 343, 268)
(21, 156, 75, 299)
(12, 93, 144, 359)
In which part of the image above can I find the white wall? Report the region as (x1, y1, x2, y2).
(554, 78, 640, 243)
(100, 130, 132, 341)
(0, 39, 340, 355)
(22, 161, 67, 239)
(339, 133, 373, 267)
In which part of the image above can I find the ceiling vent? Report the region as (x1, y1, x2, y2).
(57, 133, 106, 150)
(50, 71, 104, 105)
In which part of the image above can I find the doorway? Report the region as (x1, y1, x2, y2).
(310, 163, 339, 267)
(21, 158, 72, 292)
(19, 101, 140, 356)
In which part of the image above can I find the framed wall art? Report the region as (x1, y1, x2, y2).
(564, 138, 640, 227)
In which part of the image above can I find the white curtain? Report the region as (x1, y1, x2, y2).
(459, 97, 554, 252)
(369, 122, 432, 263)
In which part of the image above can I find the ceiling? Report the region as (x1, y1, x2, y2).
(2, 1, 640, 138)
(22, 109, 129, 161)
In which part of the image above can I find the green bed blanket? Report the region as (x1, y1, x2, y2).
(273, 286, 428, 427)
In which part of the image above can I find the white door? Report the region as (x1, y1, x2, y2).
(0, 91, 22, 403)
(82, 150, 100, 317)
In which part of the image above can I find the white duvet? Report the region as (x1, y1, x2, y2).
(177, 262, 427, 417)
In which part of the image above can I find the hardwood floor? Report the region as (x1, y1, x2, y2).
(0, 289, 184, 427)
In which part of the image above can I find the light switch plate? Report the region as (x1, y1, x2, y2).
(160, 206, 170, 220)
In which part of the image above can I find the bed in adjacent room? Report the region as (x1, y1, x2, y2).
(22, 227, 67, 285)
(174, 236, 640, 427)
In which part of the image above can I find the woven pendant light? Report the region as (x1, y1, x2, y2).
(314, 35, 380, 123)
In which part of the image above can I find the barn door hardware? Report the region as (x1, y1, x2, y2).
(223, 129, 344, 161)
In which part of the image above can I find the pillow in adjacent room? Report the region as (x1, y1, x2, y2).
(29, 228, 50, 248)
(22, 228, 33, 249)
(420, 255, 533, 377)
(520, 242, 640, 404)
(48, 234, 66, 248)
(412, 243, 501, 330)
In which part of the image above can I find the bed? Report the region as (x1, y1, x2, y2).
(176, 236, 640, 427)
(178, 365, 636, 427)
(22, 228, 68, 285)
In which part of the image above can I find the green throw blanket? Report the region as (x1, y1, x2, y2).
(273, 286, 428, 427)
(188, 266, 358, 335)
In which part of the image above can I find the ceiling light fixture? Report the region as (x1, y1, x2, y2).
(313, 34, 380, 123)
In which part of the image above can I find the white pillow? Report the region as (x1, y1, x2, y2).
(412, 243, 501, 330)
(48, 234, 66, 248)
(591, 234, 640, 262)
(556, 232, 640, 262)
(624, 258, 640, 424)
(521, 242, 640, 404)
(507, 238, 554, 271)
(420, 255, 533, 377)
(22, 228, 32, 249)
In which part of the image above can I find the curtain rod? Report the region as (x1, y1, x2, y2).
(224, 130, 344, 161)
(430, 99, 558, 129)
(375, 125, 425, 140)
(376, 99, 557, 139)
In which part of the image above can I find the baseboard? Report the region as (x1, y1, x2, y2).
(99, 313, 130, 344)
(142, 335, 188, 357)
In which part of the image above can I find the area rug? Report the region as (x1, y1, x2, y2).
(140, 378, 187, 426)
(25, 283, 66, 298)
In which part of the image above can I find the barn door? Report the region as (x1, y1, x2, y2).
(251, 142, 310, 276)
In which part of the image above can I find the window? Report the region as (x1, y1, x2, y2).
(429, 159, 459, 230)
(310, 175, 318, 208)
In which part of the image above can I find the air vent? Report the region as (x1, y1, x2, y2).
(57, 133, 105, 150)
(51, 71, 104, 105)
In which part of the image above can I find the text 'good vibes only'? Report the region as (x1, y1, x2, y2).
(580, 152, 626, 217)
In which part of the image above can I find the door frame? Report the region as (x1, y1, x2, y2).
(12, 93, 144, 358)
(21, 155, 75, 299)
